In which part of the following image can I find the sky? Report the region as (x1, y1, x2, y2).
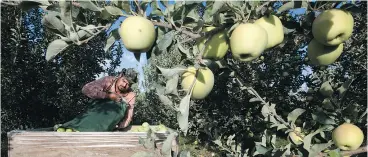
(98, 1, 350, 93)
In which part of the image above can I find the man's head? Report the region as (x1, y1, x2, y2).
(116, 68, 138, 93)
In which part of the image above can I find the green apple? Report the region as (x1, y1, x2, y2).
(332, 123, 364, 151)
(254, 15, 284, 49)
(230, 23, 268, 62)
(119, 16, 156, 53)
(142, 122, 150, 128)
(196, 27, 229, 60)
(312, 9, 354, 46)
(157, 124, 167, 132)
(319, 81, 334, 97)
(65, 128, 73, 132)
(181, 66, 214, 100)
(288, 127, 305, 145)
(56, 127, 65, 132)
(307, 39, 344, 66)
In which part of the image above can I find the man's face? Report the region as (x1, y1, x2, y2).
(116, 77, 130, 92)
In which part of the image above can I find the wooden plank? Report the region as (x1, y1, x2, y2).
(8, 126, 179, 157)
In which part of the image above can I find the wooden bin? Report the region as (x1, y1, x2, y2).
(7, 125, 179, 157)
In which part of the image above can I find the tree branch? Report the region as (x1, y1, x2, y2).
(339, 146, 368, 156)
(311, 146, 368, 157)
(151, 21, 228, 40)
(77, 24, 111, 45)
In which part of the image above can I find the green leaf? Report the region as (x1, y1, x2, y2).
(71, 6, 80, 19)
(162, 132, 178, 156)
(152, 10, 164, 16)
(308, 141, 334, 157)
(211, 1, 226, 15)
(254, 143, 271, 156)
(277, 1, 309, 14)
(163, 3, 175, 17)
(103, 6, 124, 16)
(179, 150, 191, 157)
(177, 42, 192, 58)
(59, 0, 73, 27)
(270, 124, 288, 131)
(287, 108, 306, 125)
(213, 139, 223, 147)
(79, 0, 103, 12)
(281, 143, 292, 156)
(303, 125, 334, 151)
(118, 1, 131, 13)
(319, 81, 334, 97)
(311, 111, 336, 125)
(320, 131, 326, 139)
(157, 31, 174, 53)
(104, 29, 120, 52)
(327, 149, 342, 157)
(42, 12, 67, 36)
(140, 0, 151, 11)
(186, 6, 201, 22)
(249, 97, 261, 102)
(46, 39, 70, 61)
(69, 29, 92, 41)
(154, 83, 166, 95)
(321, 98, 334, 110)
(337, 78, 354, 98)
(156, 66, 187, 79)
(202, 8, 213, 24)
(185, 1, 202, 5)
(165, 74, 179, 96)
(177, 94, 191, 135)
(157, 94, 174, 107)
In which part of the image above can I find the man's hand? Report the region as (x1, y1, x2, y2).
(107, 92, 121, 102)
(116, 120, 130, 129)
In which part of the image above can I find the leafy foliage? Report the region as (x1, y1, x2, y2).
(1, 1, 367, 157)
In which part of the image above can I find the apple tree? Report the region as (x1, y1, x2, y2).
(4, 0, 367, 157)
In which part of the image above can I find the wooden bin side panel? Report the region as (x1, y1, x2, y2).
(8, 131, 177, 157)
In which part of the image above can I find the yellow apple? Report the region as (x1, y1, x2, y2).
(119, 16, 156, 53)
(197, 27, 229, 60)
(56, 128, 65, 132)
(319, 81, 334, 97)
(312, 9, 354, 46)
(181, 66, 214, 100)
(230, 23, 268, 62)
(254, 15, 284, 49)
(142, 122, 150, 128)
(307, 39, 344, 65)
(332, 123, 364, 151)
(288, 128, 305, 145)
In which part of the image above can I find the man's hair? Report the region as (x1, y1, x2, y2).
(120, 68, 138, 84)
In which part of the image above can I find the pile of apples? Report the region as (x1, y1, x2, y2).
(128, 122, 168, 133)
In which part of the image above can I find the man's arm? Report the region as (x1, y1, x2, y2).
(82, 76, 114, 99)
(117, 92, 136, 128)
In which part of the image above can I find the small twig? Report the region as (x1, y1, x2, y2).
(152, 21, 200, 38)
(316, 2, 331, 10)
(77, 24, 110, 45)
(134, 0, 144, 16)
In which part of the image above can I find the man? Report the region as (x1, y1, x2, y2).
(56, 68, 138, 132)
